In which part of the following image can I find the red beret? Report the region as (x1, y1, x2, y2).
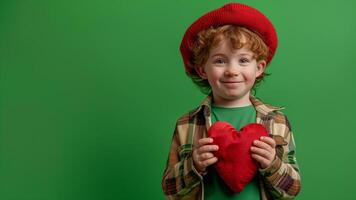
(180, 3, 278, 75)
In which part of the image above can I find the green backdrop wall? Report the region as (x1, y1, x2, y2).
(1, 0, 356, 199)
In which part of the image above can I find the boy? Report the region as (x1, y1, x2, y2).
(162, 3, 301, 200)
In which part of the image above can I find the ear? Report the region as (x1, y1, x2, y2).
(256, 60, 267, 78)
(195, 66, 208, 79)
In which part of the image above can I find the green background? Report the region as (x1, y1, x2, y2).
(1, 0, 355, 199)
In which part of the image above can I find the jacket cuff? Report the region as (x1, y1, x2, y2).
(259, 156, 282, 177)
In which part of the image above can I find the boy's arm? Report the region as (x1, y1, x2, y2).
(259, 117, 301, 199)
(161, 124, 203, 199)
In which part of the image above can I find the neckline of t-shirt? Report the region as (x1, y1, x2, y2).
(211, 103, 254, 110)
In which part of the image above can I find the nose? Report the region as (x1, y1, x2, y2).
(224, 64, 239, 77)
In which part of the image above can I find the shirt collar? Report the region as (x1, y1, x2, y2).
(190, 93, 284, 117)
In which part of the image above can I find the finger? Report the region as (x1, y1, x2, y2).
(260, 136, 276, 148)
(198, 144, 219, 154)
(250, 146, 272, 160)
(199, 157, 218, 168)
(252, 140, 273, 152)
(251, 153, 269, 168)
(198, 137, 214, 147)
(199, 152, 215, 161)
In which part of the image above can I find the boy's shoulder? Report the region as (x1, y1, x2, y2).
(250, 96, 293, 133)
(270, 110, 291, 126)
(251, 96, 288, 117)
(175, 105, 204, 126)
(175, 95, 212, 125)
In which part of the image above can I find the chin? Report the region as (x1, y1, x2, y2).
(222, 93, 244, 100)
(224, 91, 250, 100)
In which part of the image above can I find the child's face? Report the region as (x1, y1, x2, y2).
(196, 38, 266, 105)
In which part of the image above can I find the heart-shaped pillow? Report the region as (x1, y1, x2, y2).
(207, 121, 269, 193)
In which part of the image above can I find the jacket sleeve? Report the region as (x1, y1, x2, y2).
(259, 116, 301, 199)
(161, 123, 203, 199)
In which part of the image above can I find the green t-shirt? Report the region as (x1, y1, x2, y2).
(204, 103, 261, 200)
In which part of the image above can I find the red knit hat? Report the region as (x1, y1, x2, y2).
(180, 3, 278, 75)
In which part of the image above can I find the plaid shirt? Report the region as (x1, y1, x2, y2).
(162, 94, 301, 200)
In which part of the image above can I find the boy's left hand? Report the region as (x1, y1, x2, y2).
(250, 136, 276, 169)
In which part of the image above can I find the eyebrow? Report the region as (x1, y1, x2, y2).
(239, 53, 253, 56)
(211, 53, 226, 57)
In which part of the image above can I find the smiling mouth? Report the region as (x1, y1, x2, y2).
(222, 81, 243, 83)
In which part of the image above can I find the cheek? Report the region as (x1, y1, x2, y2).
(249, 76, 258, 84)
(207, 69, 223, 82)
(248, 68, 259, 79)
(242, 70, 258, 84)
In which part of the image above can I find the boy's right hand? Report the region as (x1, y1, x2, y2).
(192, 137, 219, 173)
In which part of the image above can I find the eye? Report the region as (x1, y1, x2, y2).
(213, 58, 226, 64)
(239, 57, 250, 64)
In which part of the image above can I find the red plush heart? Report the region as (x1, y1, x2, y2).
(207, 121, 269, 193)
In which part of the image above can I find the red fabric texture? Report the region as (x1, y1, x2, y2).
(180, 2, 278, 75)
(207, 121, 269, 193)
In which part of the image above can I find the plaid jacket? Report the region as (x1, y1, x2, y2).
(162, 94, 301, 200)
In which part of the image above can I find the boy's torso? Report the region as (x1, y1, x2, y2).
(175, 94, 290, 200)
